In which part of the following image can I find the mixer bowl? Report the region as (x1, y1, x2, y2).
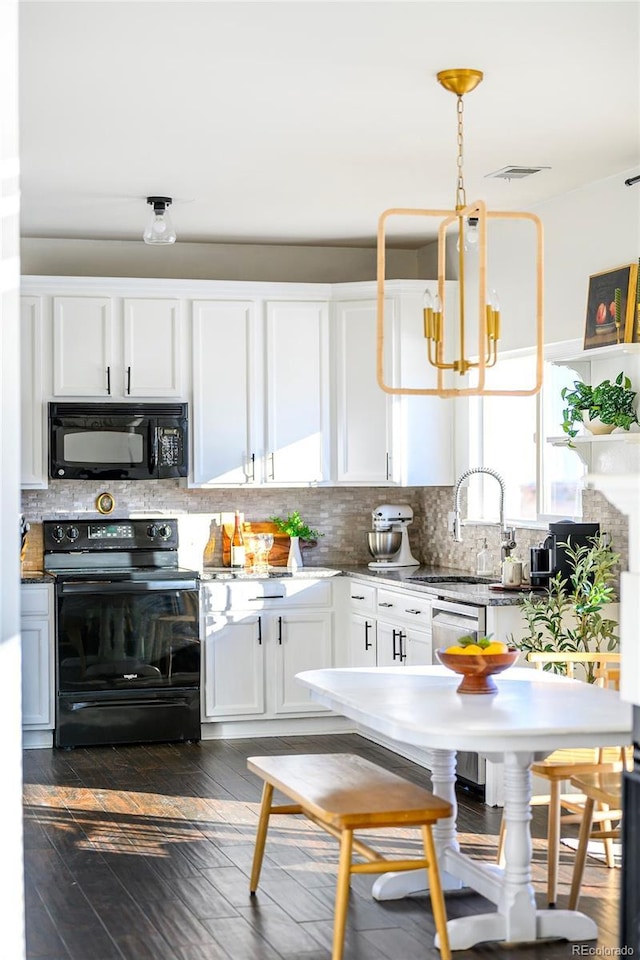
(367, 531, 402, 560)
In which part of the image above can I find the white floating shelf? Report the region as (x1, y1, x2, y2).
(551, 342, 640, 365)
(548, 432, 640, 447)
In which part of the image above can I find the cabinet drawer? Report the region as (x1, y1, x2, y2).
(377, 588, 432, 628)
(21, 584, 51, 617)
(349, 581, 376, 614)
(203, 578, 333, 614)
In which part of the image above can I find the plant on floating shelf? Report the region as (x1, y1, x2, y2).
(269, 511, 323, 542)
(512, 535, 620, 683)
(561, 372, 638, 446)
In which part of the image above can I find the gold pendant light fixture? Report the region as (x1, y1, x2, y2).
(376, 68, 544, 397)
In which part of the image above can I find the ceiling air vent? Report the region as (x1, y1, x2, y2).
(486, 165, 550, 180)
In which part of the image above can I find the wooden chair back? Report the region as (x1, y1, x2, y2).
(527, 651, 621, 687)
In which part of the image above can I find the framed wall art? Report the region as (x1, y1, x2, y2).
(583, 262, 639, 350)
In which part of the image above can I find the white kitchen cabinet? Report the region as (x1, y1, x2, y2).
(334, 298, 395, 483)
(348, 579, 433, 668)
(191, 298, 330, 486)
(348, 612, 377, 667)
(192, 299, 257, 485)
(332, 283, 454, 486)
(264, 301, 330, 484)
(21, 584, 54, 738)
(52, 295, 183, 397)
(21, 296, 46, 488)
(203, 612, 265, 718)
(202, 578, 334, 722)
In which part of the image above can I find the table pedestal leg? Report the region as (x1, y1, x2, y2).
(435, 750, 597, 950)
(372, 748, 462, 900)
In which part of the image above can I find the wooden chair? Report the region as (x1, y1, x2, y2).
(247, 753, 452, 960)
(496, 651, 625, 906)
(568, 767, 623, 909)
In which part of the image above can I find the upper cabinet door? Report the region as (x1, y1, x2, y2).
(334, 299, 395, 483)
(20, 296, 46, 488)
(52, 296, 112, 396)
(192, 300, 257, 485)
(264, 301, 329, 484)
(123, 299, 182, 397)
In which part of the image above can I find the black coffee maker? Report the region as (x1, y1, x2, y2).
(530, 521, 600, 588)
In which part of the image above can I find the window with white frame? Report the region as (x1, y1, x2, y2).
(466, 351, 586, 524)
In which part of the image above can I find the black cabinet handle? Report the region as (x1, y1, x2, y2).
(278, 616, 283, 644)
(392, 629, 407, 661)
(364, 621, 373, 651)
(106, 366, 111, 394)
(352, 595, 366, 601)
(379, 602, 393, 608)
(127, 366, 132, 394)
(405, 608, 422, 615)
(250, 452, 255, 481)
(257, 616, 262, 645)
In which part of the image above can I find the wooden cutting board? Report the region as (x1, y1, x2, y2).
(222, 520, 290, 567)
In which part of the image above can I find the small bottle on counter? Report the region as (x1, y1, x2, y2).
(230, 511, 245, 568)
(476, 537, 492, 577)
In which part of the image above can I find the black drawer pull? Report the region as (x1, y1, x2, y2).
(352, 595, 366, 600)
(379, 602, 394, 608)
(405, 608, 422, 615)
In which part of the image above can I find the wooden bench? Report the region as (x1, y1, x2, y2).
(247, 753, 452, 960)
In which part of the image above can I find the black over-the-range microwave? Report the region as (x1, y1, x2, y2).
(49, 402, 189, 481)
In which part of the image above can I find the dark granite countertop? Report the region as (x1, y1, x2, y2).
(339, 564, 534, 606)
(20, 572, 52, 584)
(21, 564, 533, 606)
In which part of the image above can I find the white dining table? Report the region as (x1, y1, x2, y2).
(296, 665, 632, 952)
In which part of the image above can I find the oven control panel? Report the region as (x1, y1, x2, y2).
(89, 522, 135, 540)
(43, 518, 179, 551)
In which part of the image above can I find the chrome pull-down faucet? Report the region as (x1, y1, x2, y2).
(452, 467, 517, 562)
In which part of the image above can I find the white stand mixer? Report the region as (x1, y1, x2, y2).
(367, 504, 420, 569)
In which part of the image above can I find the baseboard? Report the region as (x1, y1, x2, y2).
(22, 729, 54, 749)
(200, 715, 354, 740)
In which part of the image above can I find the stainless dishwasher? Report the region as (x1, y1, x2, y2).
(431, 598, 487, 792)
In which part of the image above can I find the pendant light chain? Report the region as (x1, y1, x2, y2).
(455, 95, 466, 210)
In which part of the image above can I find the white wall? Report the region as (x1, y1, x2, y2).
(1, 0, 27, 956)
(493, 167, 640, 351)
(21, 236, 420, 283)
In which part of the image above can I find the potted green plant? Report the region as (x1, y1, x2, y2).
(270, 511, 323, 569)
(561, 372, 638, 446)
(513, 534, 620, 683)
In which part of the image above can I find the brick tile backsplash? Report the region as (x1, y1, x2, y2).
(20, 481, 628, 578)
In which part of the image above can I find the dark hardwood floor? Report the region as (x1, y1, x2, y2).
(23, 733, 621, 960)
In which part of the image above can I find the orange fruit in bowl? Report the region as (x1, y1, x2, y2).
(444, 645, 468, 655)
(460, 643, 484, 654)
(483, 641, 509, 655)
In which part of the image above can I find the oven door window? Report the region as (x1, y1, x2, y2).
(57, 588, 200, 691)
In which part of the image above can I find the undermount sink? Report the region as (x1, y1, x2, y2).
(407, 575, 494, 584)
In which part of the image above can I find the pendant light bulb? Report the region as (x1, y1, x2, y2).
(456, 216, 479, 253)
(143, 196, 176, 245)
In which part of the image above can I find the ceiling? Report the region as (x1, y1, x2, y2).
(18, 1, 640, 248)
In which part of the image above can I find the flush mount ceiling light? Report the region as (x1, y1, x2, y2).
(376, 68, 544, 398)
(143, 196, 176, 245)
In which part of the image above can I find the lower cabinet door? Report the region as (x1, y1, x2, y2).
(203, 614, 265, 718)
(348, 613, 377, 667)
(273, 611, 333, 714)
(406, 628, 433, 666)
(21, 617, 53, 728)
